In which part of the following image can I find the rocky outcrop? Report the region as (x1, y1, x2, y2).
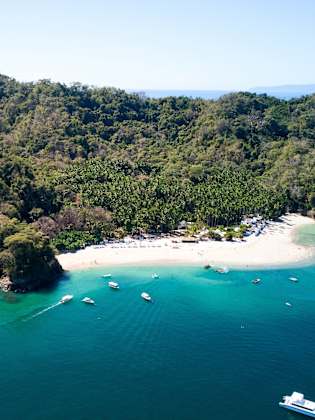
(0, 275, 12, 292)
(0, 257, 63, 293)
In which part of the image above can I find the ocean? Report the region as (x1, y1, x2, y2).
(0, 229, 314, 419)
(295, 223, 315, 247)
(129, 88, 315, 100)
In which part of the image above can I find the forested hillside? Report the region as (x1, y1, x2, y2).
(0, 74, 314, 286)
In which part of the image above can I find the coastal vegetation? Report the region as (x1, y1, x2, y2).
(0, 214, 62, 291)
(0, 74, 314, 286)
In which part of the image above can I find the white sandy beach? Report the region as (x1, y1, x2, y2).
(57, 214, 315, 271)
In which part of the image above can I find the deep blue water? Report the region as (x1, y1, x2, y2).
(1, 262, 315, 420)
(129, 87, 315, 100)
(133, 89, 230, 100)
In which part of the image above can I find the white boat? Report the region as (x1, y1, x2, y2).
(108, 281, 119, 289)
(252, 278, 261, 285)
(285, 302, 292, 307)
(215, 266, 229, 274)
(289, 277, 298, 282)
(60, 294, 73, 304)
(279, 392, 315, 417)
(81, 297, 95, 305)
(152, 273, 159, 279)
(141, 292, 152, 302)
(102, 273, 112, 278)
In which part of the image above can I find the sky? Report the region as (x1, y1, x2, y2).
(1, 0, 315, 90)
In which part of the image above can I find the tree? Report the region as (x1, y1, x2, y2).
(1, 224, 62, 290)
(224, 229, 234, 241)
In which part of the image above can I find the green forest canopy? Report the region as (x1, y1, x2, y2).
(0, 74, 314, 255)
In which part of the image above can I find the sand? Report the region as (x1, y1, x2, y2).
(56, 214, 315, 271)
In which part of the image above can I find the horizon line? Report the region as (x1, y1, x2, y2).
(2, 73, 315, 93)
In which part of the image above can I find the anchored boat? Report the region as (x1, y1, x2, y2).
(81, 297, 95, 305)
(215, 266, 229, 274)
(141, 292, 152, 302)
(279, 392, 315, 417)
(252, 278, 261, 285)
(108, 281, 119, 289)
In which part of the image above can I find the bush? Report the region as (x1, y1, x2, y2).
(51, 230, 98, 252)
(207, 230, 222, 241)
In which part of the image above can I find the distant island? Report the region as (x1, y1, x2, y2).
(0, 74, 314, 290)
(249, 84, 315, 99)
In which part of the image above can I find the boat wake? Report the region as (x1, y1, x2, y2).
(23, 302, 62, 321)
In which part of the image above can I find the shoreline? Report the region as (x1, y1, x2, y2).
(56, 214, 315, 272)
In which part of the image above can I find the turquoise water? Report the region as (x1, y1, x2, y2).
(295, 223, 315, 247)
(1, 262, 315, 419)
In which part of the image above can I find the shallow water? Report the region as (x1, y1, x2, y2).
(1, 262, 315, 419)
(295, 223, 315, 247)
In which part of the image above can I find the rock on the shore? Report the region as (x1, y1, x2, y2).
(0, 258, 63, 293)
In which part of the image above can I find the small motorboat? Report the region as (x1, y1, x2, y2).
(82, 297, 95, 305)
(141, 292, 152, 302)
(252, 278, 261, 285)
(108, 281, 119, 289)
(289, 277, 298, 283)
(215, 266, 229, 274)
(279, 392, 315, 417)
(152, 273, 159, 279)
(102, 273, 112, 278)
(285, 302, 292, 307)
(60, 294, 73, 304)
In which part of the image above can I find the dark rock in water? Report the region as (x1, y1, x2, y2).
(0, 257, 63, 293)
(0, 220, 64, 293)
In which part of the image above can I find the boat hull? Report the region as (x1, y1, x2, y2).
(279, 403, 315, 417)
(82, 299, 95, 304)
(60, 295, 73, 304)
(141, 293, 152, 302)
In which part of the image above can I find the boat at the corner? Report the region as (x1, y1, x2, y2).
(279, 392, 315, 417)
(141, 292, 152, 302)
(81, 297, 95, 305)
(108, 281, 119, 289)
(60, 295, 73, 304)
(252, 278, 261, 285)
